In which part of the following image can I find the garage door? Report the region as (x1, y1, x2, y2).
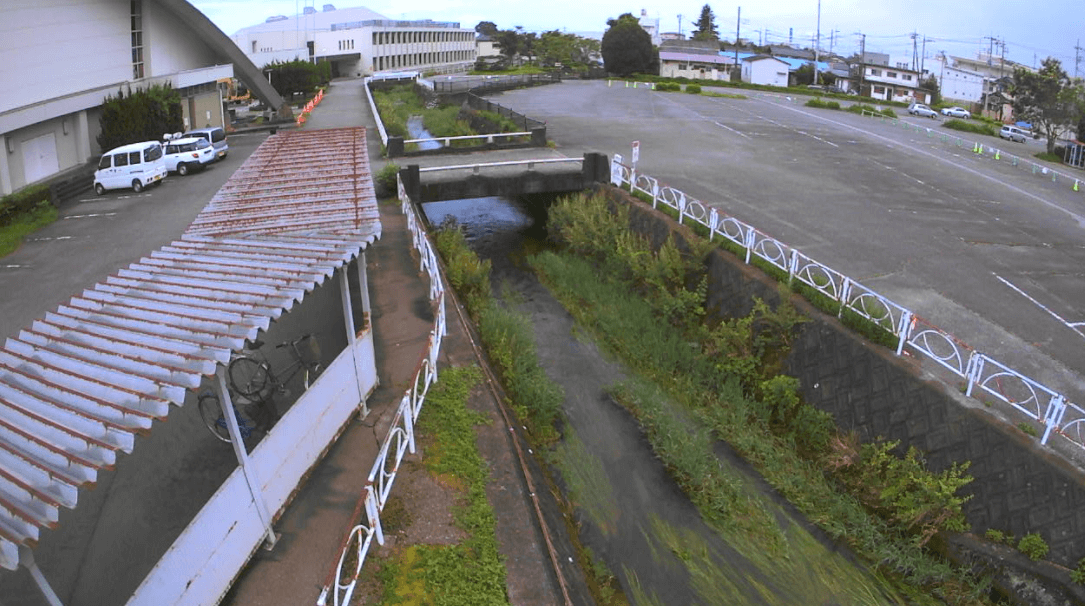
(22, 132, 59, 184)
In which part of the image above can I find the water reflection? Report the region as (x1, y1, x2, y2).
(406, 116, 441, 150)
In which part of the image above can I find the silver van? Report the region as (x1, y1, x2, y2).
(182, 127, 229, 161)
(999, 125, 1028, 143)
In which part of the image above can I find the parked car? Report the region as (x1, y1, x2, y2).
(907, 103, 938, 119)
(182, 126, 229, 161)
(940, 106, 971, 119)
(1000, 125, 1028, 143)
(162, 136, 215, 175)
(93, 141, 167, 194)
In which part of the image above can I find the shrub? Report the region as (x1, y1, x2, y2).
(1017, 533, 1048, 561)
(97, 84, 183, 151)
(375, 163, 400, 197)
(1071, 558, 1085, 585)
(942, 119, 997, 137)
(805, 98, 840, 110)
(984, 529, 1006, 543)
(685, 84, 701, 94)
(846, 103, 896, 118)
(1016, 422, 1039, 437)
(0, 185, 51, 227)
(433, 219, 491, 314)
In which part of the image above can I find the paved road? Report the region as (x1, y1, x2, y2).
(491, 80, 1085, 444)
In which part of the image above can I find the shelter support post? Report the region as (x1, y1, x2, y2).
(340, 266, 368, 417)
(215, 368, 277, 550)
(19, 546, 63, 606)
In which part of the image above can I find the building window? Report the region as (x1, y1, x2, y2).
(887, 71, 897, 78)
(873, 86, 885, 94)
(131, 0, 144, 79)
(869, 68, 881, 77)
(903, 74, 912, 81)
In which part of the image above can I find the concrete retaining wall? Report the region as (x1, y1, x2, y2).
(608, 185, 1085, 567)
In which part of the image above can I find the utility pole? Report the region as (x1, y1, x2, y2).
(921, 35, 927, 75)
(677, 14, 682, 38)
(910, 32, 919, 72)
(814, 0, 821, 85)
(858, 32, 866, 95)
(1075, 39, 1083, 79)
(735, 7, 741, 74)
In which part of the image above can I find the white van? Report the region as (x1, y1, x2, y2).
(94, 141, 167, 194)
(182, 127, 228, 161)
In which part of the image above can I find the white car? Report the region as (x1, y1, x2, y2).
(940, 106, 971, 119)
(162, 137, 215, 175)
(907, 103, 938, 119)
(93, 141, 167, 194)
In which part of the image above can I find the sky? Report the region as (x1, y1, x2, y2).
(189, 0, 1084, 74)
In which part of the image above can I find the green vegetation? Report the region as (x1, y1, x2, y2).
(97, 84, 182, 151)
(1016, 422, 1040, 437)
(846, 103, 898, 118)
(805, 98, 842, 110)
(654, 82, 681, 92)
(626, 74, 912, 107)
(942, 119, 998, 137)
(703, 91, 748, 99)
(533, 190, 990, 605)
(375, 163, 400, 197)
(469, 65, 548, 76)
(372, 85, 473, 144)
(1071, 558, 1085, 585)
(601, 13, 657, 77)
(1033, 151, 1063, 163)
(1017, 533, 1049, 561)
(0, 185, 56, 258)
(433, 221, 561, 444)
(685, 84, 702, 94)
(376, 366, 508, 605)
(262, 59, 330, 100)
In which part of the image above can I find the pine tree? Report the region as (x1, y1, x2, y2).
(692, 4, 718, 41)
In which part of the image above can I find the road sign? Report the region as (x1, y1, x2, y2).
(632, 141, 640, 166)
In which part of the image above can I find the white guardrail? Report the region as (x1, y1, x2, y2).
(859, 109, 1085, 192)
(418, 157, 582, 174)
(362, 77, 389, 147)
(405, 131, 532, 146)
(610, 157, 1085, 451)
(316, 175, 447, 606)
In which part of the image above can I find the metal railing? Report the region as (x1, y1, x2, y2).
(405, 131, 532, 146)
(362, 78, 388, 147)
(418, 157, 582, 173)
(612, 157, 1085, 451)
(317, 176, 447, 606)
(465, 92, 546, 131)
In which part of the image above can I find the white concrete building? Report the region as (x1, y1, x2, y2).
(860, 64, 929, 104)
(936, 61, 984, 105)
(0, 0, 284, 196)
(638, 9, 661, 46)
(230, 5, 477, 78)
(741, 55, 790, 87)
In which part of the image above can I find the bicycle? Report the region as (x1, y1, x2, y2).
(199, 333, 324, 443)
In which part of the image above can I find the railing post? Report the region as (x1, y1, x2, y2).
(895, 309, 912, 356)
(708, 207, 718, 240)
(787, 250, 798, 285)
(1041, 395, 1067, 444)
(677, 195, 685, 224)
(365, 487, 385, 546)
(652, 182, 659, 209)
(837, 277, 851, 318)
(743, 228, 755, 264)
(965, 354, 984, 397)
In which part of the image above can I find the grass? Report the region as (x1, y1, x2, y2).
(1033, 151, 1062, 163)
(805, 97, 842, 110)
(372, 84, 475, 143)
(0, 200, 58, 258)
(846, 103, 898, 118)
(942, 119, 998, 137)
(377, 366, 510, 606)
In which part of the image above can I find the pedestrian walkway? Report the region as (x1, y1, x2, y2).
(219, 77, 567, 605)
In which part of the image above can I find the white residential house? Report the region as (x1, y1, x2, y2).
(741, 55, 790, 87)
(859, 64, 929, 104)
(659, 51, 735, 80)
(638, 9, 661, 46)
(935, 61, 984, 105)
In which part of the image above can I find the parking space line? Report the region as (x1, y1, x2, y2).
(62, 212, 116, 220)
(26, 236, 73, 242)
(993, 273, 1085, 339)
(713, 121, 751, 139)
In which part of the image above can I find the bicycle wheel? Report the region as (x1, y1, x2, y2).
(229, 356, 271, 398)
(198, 390, 259, 443)
(303, 363, 325, 390)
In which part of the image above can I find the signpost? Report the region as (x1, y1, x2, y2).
(632, 141, 640, 168)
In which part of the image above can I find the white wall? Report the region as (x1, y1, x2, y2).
(145, 2, 220, 77)
(743, 60, 788, 87)
(939, 65, 983, 104)
(0, 0, 130, 114)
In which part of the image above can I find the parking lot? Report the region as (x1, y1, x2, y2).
(495, 80, 1085, 413)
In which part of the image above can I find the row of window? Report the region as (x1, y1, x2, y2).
(867, 68, 914, 82)
(371, 30, 472, 45)
(338, 39, 355, 51)
(131, 0, 144, 79)
(374, 50, 474, 71)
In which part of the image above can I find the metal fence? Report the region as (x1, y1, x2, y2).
(430, 72, 561, 94)
(465, 92, 545, 131)
(317, 178, 447, 606)
(611, 157, 1085, 452)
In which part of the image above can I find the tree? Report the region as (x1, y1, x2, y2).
(496, 29, 521, 63)
(1011, 58, 1084, 154)
(263, 59, 327, 99)
(536, 31, 600, 68)
(601, 13, 656, 77)
(920, 74, 941, 105)
(691, 4, 718, 41)
(97, 84, 182, 151)
(475, 21, 498, 37)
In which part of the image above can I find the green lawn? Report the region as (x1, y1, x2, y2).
(0, 201, 58, 258)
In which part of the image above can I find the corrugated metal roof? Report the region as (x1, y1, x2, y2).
(0, 127, 381, 571)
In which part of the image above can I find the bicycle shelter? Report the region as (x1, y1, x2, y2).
(0, 127, 381, 604)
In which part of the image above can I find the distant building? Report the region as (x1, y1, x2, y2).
(858, 64, 929, 104)
(767, 45, 814, 61)
(476, 33, 501, 58)
(637, 9, 661, 46)
(659, 51, 734, 80)
(741, 55, 790, 87)
(230, 5, 477, 78)
(933, 59, 984, 105)
(660, 32, 685, 41)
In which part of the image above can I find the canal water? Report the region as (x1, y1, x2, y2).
(422, 195, 906, 606)
(406, 116, 441, 150)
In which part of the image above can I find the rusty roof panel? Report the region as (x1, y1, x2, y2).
(0, 127, 381, 569)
